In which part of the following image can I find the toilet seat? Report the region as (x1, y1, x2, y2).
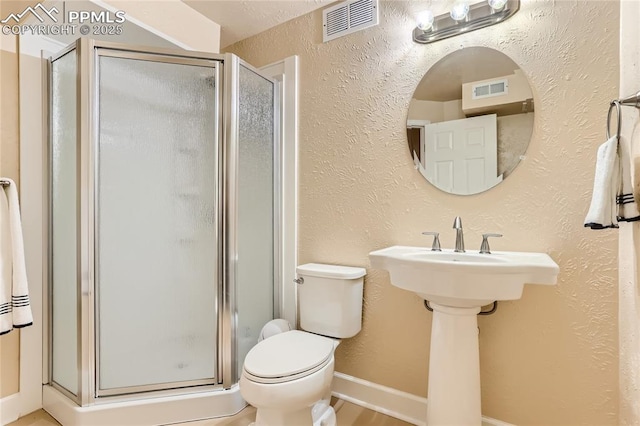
(243, 330, 335, 384)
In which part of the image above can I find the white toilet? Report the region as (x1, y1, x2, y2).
(239, 263, 366, 426)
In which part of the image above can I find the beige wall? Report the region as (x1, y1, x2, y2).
(0, 51, 21, 396)
(618, 0, 640, 424)
(408, 99, 464, 122)
(408, 99, 444, 123)
(497, 113, 534, 178)
(0, 0, 23, 398)
(227, 1, 620, 424)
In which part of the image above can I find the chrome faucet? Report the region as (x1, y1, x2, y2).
(453, 216, 465, 252)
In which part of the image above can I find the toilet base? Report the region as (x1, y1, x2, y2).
(312, 400, 336, 426)
(251, 406, 312, 426)
(249, 400, 335, 426)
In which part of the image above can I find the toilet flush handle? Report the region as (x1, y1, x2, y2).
(293, 277, 304, 285)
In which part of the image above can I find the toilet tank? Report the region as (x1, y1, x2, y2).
(296, 263, 366, 338)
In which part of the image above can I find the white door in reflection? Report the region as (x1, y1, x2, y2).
(425, 114, 501, 195)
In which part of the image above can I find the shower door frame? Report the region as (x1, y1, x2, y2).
(47, 39, 281, 406)
(221, 53, 282, 386)
(91, 44, 224, 399)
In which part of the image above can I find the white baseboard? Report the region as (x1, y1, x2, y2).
(331, 372, 428, 425)
(1, 393, 21, 426)
(331, 372, 515, 426)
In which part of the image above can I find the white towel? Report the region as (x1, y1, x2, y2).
(631, 120, 640, 207)
(0, 187, 12, 333)
(585, 137, 620, 229)
(0, 178, 33, 335)
(617, 136, 640, 222)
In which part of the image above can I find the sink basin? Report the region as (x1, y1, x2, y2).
(369, 244, 559, 425)
(369, 245, 559, 308)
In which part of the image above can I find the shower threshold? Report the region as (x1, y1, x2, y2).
(42, 384, 246, 426)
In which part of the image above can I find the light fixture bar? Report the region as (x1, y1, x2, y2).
(413, 0, 520, 44)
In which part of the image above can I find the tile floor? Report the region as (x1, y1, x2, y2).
(8, 399, 413, 426)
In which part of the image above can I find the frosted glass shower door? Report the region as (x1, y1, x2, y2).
(50, 48, 79, 396)
(234, 62, 277, 379)
(96, 53, 220, 394)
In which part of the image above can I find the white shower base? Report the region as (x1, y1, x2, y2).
(43, 384, 246, 426)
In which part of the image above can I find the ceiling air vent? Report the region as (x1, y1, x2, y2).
(323, 0, 379, 43)
(472, 79, 509, 100)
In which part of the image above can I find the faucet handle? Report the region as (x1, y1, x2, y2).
(480, 233, 503, 254)
(453, 216, 463, 228)
(422, 232, 442, 251)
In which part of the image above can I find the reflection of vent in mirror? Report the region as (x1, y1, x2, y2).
(323, 0, 379, 43)
(472, 79, 508, 100)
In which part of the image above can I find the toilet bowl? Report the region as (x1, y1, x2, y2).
(240, 331, 337, 425)
(239, 263, 366, 426)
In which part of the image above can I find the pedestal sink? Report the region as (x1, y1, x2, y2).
(369, 246, 559, 425)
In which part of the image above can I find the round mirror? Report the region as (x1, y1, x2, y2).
(407, 47, 534, 195)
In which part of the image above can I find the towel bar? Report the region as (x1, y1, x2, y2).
(619, 90, 640, 108)
(0, 180, 10, 187)
(607, 90, 640, 140)
(607, 100, 622, 140)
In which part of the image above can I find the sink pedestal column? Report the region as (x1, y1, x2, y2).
(427, 303, 482, 426)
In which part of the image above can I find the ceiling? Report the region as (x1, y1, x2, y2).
(182, 0, 335, 48)
(38, 0, 334, 52)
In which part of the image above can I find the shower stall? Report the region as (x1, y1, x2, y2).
(43, 39, 281, 425)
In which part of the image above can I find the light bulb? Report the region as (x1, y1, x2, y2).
(488, 0, 508, 10)
(417, 10, 435, 31)
(450, 1, 469, 21)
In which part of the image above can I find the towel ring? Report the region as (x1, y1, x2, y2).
(607, 100, 622, 140)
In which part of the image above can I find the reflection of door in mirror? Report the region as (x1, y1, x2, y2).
(407, 128, 421, 163)
(425, 114, 502, 195)
(407, 119, 430, 166)
(406, 47, 534, 195)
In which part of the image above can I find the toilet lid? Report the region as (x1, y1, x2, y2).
(243, 330, 334, 383)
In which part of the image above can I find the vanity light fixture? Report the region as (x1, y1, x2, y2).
(417, 10, 435, 31)
(413, 0, 520, 44)
(450, 1, 470, 21)
(487, 0, 508, 11)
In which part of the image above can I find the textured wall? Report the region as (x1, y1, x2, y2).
(497, 113, 533, 178)
(226, 1, 620, 424)
(618, 0, 640, 424)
